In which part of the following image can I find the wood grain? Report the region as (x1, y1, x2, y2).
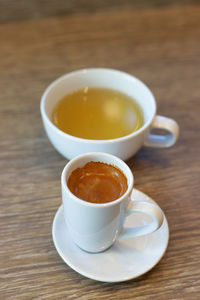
(0, 2, 200, 299)
(0, 0, 198, 22)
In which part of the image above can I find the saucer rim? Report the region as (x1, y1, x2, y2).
(52, 189, 169, 282)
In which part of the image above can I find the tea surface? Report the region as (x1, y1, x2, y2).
(51, 87, 143, 140)
(67, 161, 128, 204)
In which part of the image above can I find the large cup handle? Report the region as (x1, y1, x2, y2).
(119, 201, 164, 239)
(144, 115, 179, 148)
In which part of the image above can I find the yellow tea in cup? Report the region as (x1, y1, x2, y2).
(51, 87, 143, 140)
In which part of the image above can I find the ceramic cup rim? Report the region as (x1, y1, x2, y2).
(61, 152, 134, 208)
(40, 68, 156, 144)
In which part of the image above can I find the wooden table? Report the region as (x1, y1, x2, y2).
(0, 1, 200, 299)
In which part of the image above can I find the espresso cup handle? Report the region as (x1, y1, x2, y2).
(119, 201, 164, 239)
(144, 115, 179, 148)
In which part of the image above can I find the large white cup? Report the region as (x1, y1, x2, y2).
(41, 68, 179, 161)
(61, 152, 164, 253)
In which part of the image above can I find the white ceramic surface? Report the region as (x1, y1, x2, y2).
(62, 152, 163, 253)
(52, 189, 169, 282)
(40, 68, 179, 161)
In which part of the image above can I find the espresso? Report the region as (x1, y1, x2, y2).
(67, 161, 128, 204)
(51, 87, 143, 140)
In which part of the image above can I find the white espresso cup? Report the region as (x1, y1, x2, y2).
(61, 152, 164, 253)
(41, 68, 179, 161)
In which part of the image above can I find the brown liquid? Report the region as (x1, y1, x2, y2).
(67, 161, 128, 204)
(51, 87, 143, 140)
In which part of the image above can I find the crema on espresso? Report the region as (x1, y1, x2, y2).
(67, 161, 128, 204)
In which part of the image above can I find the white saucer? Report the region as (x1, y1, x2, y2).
(52, 189, 169, 283)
